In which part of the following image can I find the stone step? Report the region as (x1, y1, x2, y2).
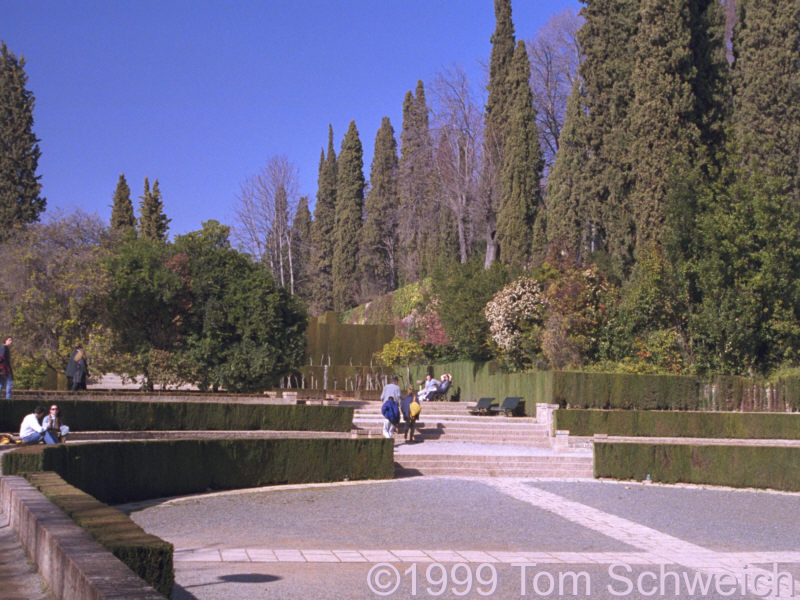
(394, 455, 593, 478)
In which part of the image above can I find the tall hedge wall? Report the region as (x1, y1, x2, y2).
(555, 409, 800, 439)
(0, 400, 353, 433)
(407, 360, 800, 413)
(306, 311, 395, 367)
(25, 471, 173, 597)
(595, 442, 800, 491)
(3, 437, 394, 504)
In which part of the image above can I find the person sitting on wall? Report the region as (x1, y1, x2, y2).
(42, 403, 69, 444)
(19, 406, 47, 444)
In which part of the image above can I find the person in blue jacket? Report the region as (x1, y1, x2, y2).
(380, 376, 401, 438)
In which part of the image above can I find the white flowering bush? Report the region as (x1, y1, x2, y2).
(485, 277, 548, 368)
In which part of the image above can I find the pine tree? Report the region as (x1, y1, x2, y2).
(480, 0, 516, 268)
(110, 174, 135, 231)
(545, 80, 591, 260)
(332, 121, 365, 310)
(359, 116, 399, 297)
(309, 126, 337, 314)
(577, 0, 638, 273)
(497, 41, 543, 270)
(0, 42, 45, 236)
(732, 0, 800, 201)
(138, 177, 170, 242)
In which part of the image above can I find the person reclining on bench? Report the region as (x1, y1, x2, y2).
(419, 373, 452, 401)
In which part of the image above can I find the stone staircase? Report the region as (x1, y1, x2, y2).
(349, 400, 594, 478)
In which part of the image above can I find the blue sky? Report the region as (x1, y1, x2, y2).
(3, 0, 579, 238)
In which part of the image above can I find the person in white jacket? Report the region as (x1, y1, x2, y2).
(19, 406, 46, 444)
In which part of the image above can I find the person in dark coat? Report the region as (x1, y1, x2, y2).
(0, 336, 13, 399)
(70, 347, 89, 391)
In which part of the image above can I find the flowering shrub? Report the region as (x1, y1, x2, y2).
(485, 277, 548, 369)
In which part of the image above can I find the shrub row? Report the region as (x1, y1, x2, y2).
(3, 437, 395, 504)
(555, 409, 800, 439)
(0, 400, 353, 433)
(409, 360, 800, 413)
(23, 471, 173, 597)
(594, 441, 800, 491)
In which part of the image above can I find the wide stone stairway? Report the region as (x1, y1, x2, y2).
(349, 400, 594, 478)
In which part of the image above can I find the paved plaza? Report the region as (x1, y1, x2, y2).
(123, 477, 800, 600)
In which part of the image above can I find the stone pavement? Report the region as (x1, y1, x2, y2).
(125, 477, 800, 600)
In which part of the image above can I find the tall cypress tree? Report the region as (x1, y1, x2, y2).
(110, 173, 135, 231)
(545, 79, 591, 260)
(397, 81, 438, 283)
(577, 0, 639, 274)
(497, 41, 543, 270)
(0, 42, 45, 236)
(480, 0, 516, 268)
(291, 195, 313, 304)
(332, 121, 365, 310)
(627, 0, 703, 254)
(732, 0, 800, 202)
(309, 125, 337, 314)
(139, 177, 170, 242)
(359, 116, 399, 297)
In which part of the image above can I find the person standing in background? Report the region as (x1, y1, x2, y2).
(71, 346, 89, 391)
(0, 336, 13, 399)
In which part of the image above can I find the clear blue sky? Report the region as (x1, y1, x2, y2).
(3, 0, 579, 238)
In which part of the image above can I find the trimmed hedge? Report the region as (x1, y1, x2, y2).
(555, 409, 800, 439)
(3, 437, 395, 504)
(24, 471, 173, 597)
(0, 400, 353, 433)
(594, 441, 800, 491)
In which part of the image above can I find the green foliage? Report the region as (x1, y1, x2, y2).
(375, 337, 425, 369)
(332, 121, 365, 310)
(4, 438, 395, 504)
(173, 220, 308, 391)
(309, 126, 337, 314)
(0, 212, 116, 375)
(497, 41, 542, 268)
(359, 116, 399, 297)
(137, 177, 170, 242)
(0, 399, 353, 433)
(557, 409, 800, 439)
(434, 258, 509, 361)
(0, 42, 45, 237)
(110, 173, 135, 231)
(594, 442, 800, 491)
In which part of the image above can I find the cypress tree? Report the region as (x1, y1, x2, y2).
(309, 126, 337, 314)
(481, 0, 516, 268)
(627, 0, 703, 253)
(138, 177, 170, 242)
(0, 42, 45, 236)
(732, 0, 800, 201)
(110, 173, 135, 231)
(497, 41, 543, 270)
(359, 116, 399, 297)
(397, 81, 438, 283)
(577, 0, 638, 274)
(291, 195, 313, 303)
(545, 79, 591, 260)
(332, 120, 365, 310)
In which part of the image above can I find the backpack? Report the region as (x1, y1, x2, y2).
(409, 400, 421, 418)
(381, 398, 399, 423)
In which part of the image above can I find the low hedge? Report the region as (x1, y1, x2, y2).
(594, 441, 800, 491)
(3, 437, 395, 504)
(24, 471, 173, 597)
(0, 400, 353, 433)
(556, 409, 800, 439)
